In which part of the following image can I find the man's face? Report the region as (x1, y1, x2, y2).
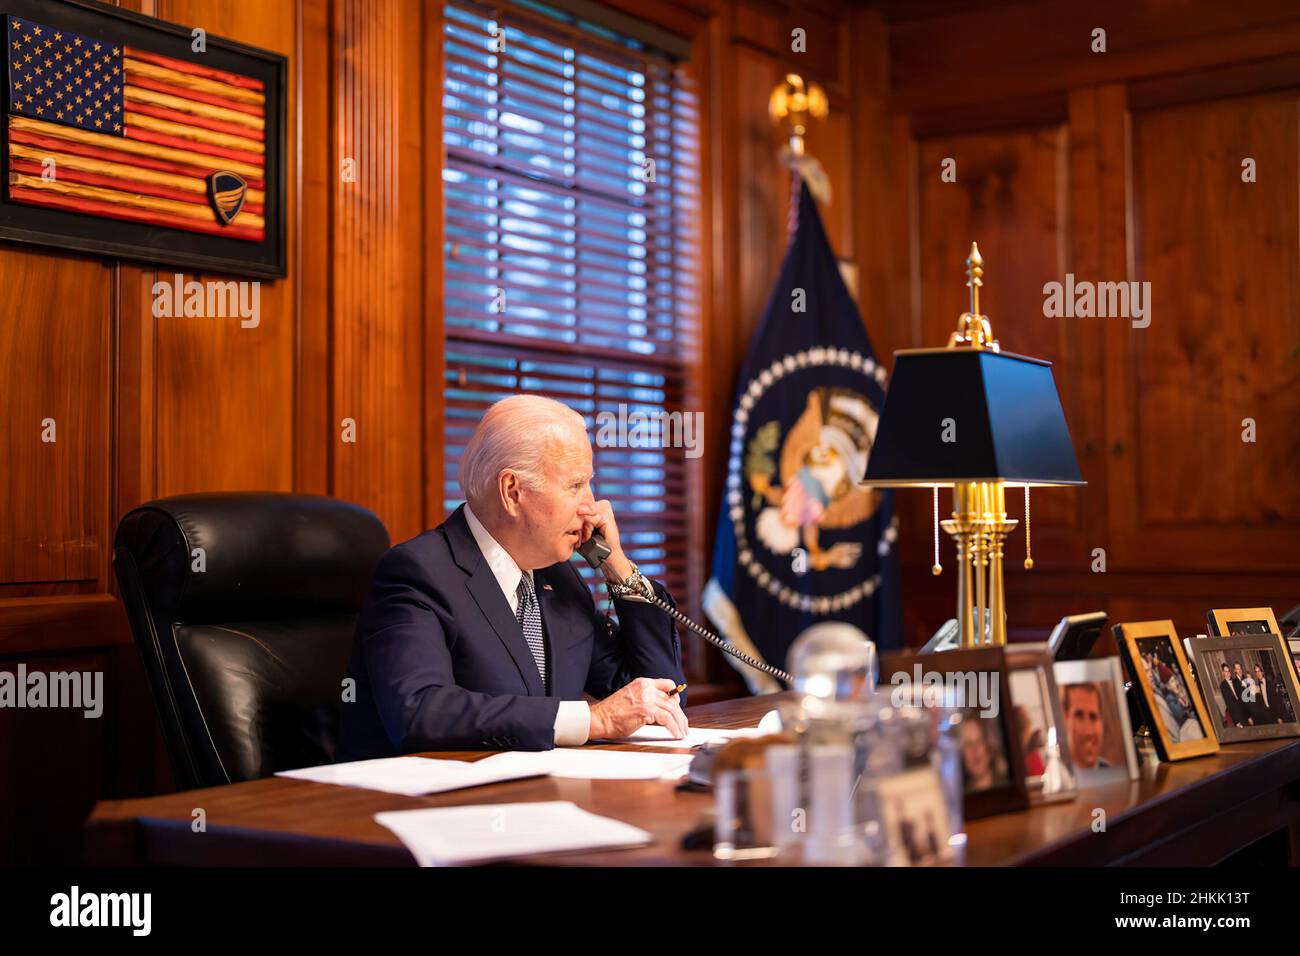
(1222, 665, 1232, 682)
(1234, 663, 1245, 679)
(515, 429, 595, 568)
(1064, 685, 1104, 769)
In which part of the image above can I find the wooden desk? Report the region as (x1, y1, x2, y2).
(84, 693, 1300, 866)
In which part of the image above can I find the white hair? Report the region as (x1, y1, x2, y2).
(459, 394, 588, 505)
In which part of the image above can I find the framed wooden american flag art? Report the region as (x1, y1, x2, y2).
(0, 0, 285, 277)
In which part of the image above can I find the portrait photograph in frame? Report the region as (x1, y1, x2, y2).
(874, 766, 954, 867)
(1004, 643, 1077, 804)
(879, 647, 1029, 820)
(1052, 656, 1140, 786)
(1115, 620, 1219, 761)
(1188, 634, 1300, 744)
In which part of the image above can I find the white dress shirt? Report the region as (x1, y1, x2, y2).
(463, 504, 591, 746)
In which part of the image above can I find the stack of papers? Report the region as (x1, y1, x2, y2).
(275, 756, 541, 796)
(276, 711, 784, 795)
(375, 801, 653, 866)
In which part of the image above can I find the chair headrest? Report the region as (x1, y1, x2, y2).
(115, 493, 390, 623)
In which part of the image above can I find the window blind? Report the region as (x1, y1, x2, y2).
(442, 0, 701, 607)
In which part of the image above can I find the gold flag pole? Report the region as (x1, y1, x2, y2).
(769, 73, 830, 215)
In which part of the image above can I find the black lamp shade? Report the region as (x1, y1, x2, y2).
(862, 349, 1084, 486)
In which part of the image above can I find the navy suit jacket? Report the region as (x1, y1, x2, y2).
(337, 504, 686, 759)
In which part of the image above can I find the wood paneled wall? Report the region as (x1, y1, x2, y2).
(4, 0, 1299, 860)
(0, 0, 437, 863)
(862, 0, 1300, 648)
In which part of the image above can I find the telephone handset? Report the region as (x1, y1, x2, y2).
(576, 531, 793, 685)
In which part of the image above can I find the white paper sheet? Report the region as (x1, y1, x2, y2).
(374, 800, 653, 866)
(756, 708, 783, 733)
(275, 755, 541, 796)
(476, 748, 694, 780)
(594, 724, 763, 749)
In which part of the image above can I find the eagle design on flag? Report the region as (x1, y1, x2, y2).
(747, 386, 881, 571)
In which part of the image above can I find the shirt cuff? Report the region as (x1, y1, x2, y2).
(553, 699, 591, 746)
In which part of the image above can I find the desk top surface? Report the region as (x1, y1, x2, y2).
(86, 693, 1300, 866)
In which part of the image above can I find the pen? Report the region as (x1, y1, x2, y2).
(667, 683, 687, 697)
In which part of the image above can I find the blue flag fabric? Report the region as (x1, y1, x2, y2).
(704, 183, 901, 692)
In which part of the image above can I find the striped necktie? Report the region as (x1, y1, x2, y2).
(515, 573, 547, 690)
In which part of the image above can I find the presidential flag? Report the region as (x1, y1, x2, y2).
(703, 183, 901, 693)
(6, 15, 265, 241)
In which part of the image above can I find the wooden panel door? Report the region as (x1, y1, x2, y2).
(1108, 85, 1300, 572)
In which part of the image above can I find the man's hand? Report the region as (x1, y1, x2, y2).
(576, 498, 634, 582)
(589, 677, 689, 740)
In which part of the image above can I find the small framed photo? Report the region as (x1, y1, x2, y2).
(1053, 656, 1140, 785)
(1114, 620, 1219, 761)
(1206, 607, 1300, 686)
(875, 766, 954, 866)
(1187, 634, 1300, 744)
(1207, 607, 1281, 638)
(1005, 643, 1078, 803)
(880, 647, 1029, 820)
(1046, 611, 1108, 661)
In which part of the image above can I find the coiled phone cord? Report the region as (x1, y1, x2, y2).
(580, 532, 793, 685)
(640, 590, 793, 685)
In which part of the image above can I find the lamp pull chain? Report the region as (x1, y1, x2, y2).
(931, 485, 942, 575)
(1023, 485, 1034, 570)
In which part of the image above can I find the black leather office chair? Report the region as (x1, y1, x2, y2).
(113, 493, 390, 790)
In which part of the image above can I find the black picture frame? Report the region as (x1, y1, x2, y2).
(880, 647, 1029, 820)
(1047, 611, 1108, 661)
(0, 0, 286, 277)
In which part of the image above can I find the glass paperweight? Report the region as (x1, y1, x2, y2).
(787, 621, 878, 702)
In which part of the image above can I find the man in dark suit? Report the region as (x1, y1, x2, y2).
(1252, 663, 1284, 725)
(337, 395, 689, 760)
(1218, 663, 1249, 728)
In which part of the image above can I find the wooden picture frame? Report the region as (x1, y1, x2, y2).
(1004, 643, 1077, 804)
(1206, 606, 1300, 685)
(1053, 656, 1140, 784)
(1114, 620, 1219, 761)
(1207, 607, 1281, 639)
(880, 647, 1029, 820)
(1187, 633, 1300, 744)
(0, 0, 287, 277)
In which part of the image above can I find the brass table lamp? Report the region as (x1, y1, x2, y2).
(862, 244, 1085, 648)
